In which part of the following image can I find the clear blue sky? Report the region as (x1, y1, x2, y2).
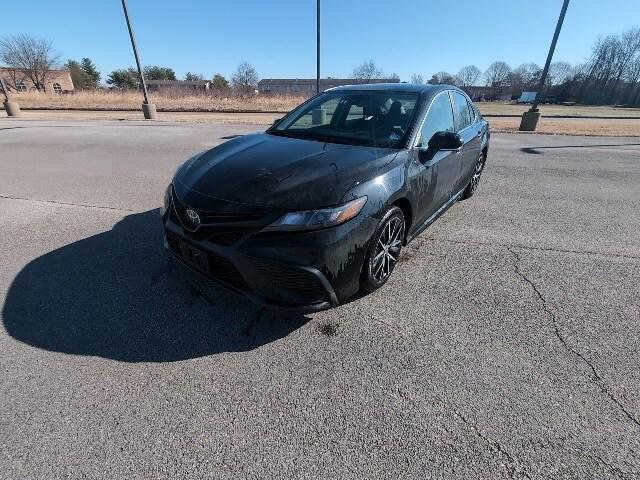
(2, 0, 638, 82)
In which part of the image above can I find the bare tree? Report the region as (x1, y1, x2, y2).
(548, 61, 574, 85)
(513, 63, 541, 88)
(0, 34, 60, 92)
(231, 61, 258, 95)
(484, 61, 511, 86)
(607, 27, 640, 102)
(580, 35, 623, 102)
(410, 73, 424, 84)
(428, 71, 457, 85)
(352, 60, 383, 81)
(484, 61, 511, 98)
(623, 51, 640, 105)
(456, 65, 481, 88)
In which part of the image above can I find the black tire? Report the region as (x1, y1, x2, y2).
(460, 151, 486, 200)
(361, 206, 405, 293)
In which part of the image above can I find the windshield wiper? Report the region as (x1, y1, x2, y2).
(269, 129, 372, 147)
(267, 130, 300, 139)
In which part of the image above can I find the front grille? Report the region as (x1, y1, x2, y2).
(167, 229, 249, 292)
(172, 187, 264, 230)
(209, 230, 245, 246)
(200, 212, 265, 223)
(253, 258, 326, 303)
(165, 230, 181, 254)
(208, 252, 248, 291)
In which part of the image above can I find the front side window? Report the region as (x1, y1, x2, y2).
(418, 92, 455, 147)
(270, 90, 419, 148)
(452, 91, 473, 131)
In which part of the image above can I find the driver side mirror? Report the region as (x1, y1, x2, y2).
(427, 131, 463, 151)
(272, 117, 283, 126)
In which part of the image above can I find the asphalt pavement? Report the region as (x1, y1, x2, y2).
(1, 118, 639, 479)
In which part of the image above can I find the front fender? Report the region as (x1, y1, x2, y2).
(340, 159, 409, 224)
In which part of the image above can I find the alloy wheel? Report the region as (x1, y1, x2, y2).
(469, 154, 485, 193)
(370, 216, 404, 282)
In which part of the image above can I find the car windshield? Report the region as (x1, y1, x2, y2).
(269, 90, 420, 148)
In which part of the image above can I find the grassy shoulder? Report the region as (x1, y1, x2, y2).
(5, 109, 639, 136)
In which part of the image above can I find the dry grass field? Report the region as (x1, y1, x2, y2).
(5, 90, 640, 118)
(3, 91, 305, 112)
(487, 116, 640, 136)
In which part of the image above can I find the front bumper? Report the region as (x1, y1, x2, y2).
(162, 190, 376, 311)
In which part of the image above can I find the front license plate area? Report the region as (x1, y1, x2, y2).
(179, 242, 210, 275)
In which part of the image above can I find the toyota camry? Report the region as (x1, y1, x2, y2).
(161, 83, 489, 310)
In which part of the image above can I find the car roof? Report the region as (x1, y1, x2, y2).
(327, 83, 457, 94)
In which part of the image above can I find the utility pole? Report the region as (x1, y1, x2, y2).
(121, 0, 157, 119)
(316, 0, 321, 95)
(520, 0, 570, 131)
(0, 77, 21, 117)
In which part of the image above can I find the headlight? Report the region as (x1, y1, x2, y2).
(160, 184, 171, 216)
(265, 196, 367, 232)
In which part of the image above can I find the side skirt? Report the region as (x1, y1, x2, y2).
(405, 188, 465, 244)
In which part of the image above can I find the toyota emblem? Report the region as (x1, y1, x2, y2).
(186, 208, 201, 227)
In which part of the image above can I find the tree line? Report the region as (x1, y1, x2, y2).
(0, 33, 259, 95)
(105, 62, 258, 95)
(2, 27, 640, 105)
(406, 26, 640, 105)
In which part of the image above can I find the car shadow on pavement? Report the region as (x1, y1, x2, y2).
(2, 210, 310, 363)
(520, 143, 640, 154)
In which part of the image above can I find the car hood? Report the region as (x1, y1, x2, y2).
(173, 132, 398, 211)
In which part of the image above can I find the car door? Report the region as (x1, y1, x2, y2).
(451, 91, 481, 193)
(408, 90, 460, 226)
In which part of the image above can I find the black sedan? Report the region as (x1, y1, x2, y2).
(162, 84, 490, 310)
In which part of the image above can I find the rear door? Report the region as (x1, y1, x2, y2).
(409, 90, 459, 225)
(451, 91, 481, 193)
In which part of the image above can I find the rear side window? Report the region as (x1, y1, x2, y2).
(419, 92, 455, 147)
(452, 91, 473, 131)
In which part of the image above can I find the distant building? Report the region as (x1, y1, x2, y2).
(146, 80, 211, 93)
(258, 78, 400, 95)
(0, 68, 74, 94)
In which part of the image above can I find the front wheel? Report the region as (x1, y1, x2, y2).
(460, 151, 486, 200)
(361, 206, 405, 293)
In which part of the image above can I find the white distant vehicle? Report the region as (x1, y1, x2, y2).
(518, 91, 537, 104)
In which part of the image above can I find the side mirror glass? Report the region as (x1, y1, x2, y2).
(427, 131, 463, 151)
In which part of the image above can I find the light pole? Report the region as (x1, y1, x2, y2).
(519, 0, 570, 131)
(121, 0, 157, 119)
(0, 77, 21, 117)
(316, 0, 320, 95)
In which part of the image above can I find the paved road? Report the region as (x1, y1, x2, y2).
(1, 119, 639, 479)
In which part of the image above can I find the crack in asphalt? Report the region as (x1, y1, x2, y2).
(589, 453, 633, 479)
(421, 236, 640, 260)
(449, 407, 532, 480)
(507, 246, 640, 431)
(0, 194, 135, 212)
(397, 389, 532, 479)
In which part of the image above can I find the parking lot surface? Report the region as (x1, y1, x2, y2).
(1, 119, 639, 479)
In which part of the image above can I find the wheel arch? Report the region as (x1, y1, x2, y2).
(392, 197, 413, 241)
